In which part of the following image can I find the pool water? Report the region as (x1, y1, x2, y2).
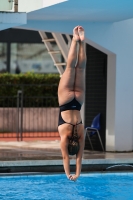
(0, 173, 133, 200)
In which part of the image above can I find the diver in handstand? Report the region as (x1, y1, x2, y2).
(58, 26, 86, 181)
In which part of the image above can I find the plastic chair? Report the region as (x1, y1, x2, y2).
(85, 113, 104, 151)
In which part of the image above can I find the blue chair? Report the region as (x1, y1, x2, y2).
(85, 113, 104, 151)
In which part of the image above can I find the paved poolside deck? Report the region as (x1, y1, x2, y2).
(0, 140, 133, 173)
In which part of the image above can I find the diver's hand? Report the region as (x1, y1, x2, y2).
(68, 174, 78, 182)
(68, 174, 72, 180)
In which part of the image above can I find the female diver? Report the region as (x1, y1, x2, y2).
(58, 26, 86, 181)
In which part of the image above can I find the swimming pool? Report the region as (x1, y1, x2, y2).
(0, 173, 133, 200)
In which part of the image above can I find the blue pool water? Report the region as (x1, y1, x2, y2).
(0, 173, 133, 200)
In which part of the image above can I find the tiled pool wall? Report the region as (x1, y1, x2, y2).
(1, 172, 133, 178)
(0, 164, 133, 174)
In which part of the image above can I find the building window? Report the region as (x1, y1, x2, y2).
(10, 43, 59, 74)
(0, 43, 7, 73)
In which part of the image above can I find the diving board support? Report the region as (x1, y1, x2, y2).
(39, 31, 65, 75)
(52, 32, 71, 62)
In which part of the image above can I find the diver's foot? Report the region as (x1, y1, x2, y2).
(73, 26, 80, 41)
(78, 26, 85, 41)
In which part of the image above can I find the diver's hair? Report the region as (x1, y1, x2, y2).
(68, 141, 79, 155)
(68, 124, 80, 155)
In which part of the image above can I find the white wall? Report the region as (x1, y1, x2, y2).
(84, 19, 133, 151)
(18, 0, 68, 13)
(0, 0, 13, 11)
(18, 0, 43, 12)
(83, 20, 133, 151)
(0, 0, 67, 13)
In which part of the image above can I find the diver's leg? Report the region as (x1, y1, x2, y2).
(58, 26, 79, 106)
(74, 26, 86, 104)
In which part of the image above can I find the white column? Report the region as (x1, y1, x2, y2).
(114, 52, 133, 151)
(106, 53, 116, 151)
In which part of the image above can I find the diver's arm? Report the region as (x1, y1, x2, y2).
(76, 135, 85, 176)
(60, 136, 70, 178)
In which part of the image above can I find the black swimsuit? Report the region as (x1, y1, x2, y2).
(58, 98, 82, 126)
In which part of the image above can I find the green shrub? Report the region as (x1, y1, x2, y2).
(0, 73, 60, 107)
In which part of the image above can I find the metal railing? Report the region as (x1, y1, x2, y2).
(0, 84, 59, 141)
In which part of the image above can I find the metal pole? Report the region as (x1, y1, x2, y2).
(20, 89, 23, 141)
(14, 0, 18, 12)
(17, 90, 23, 141)
(17, 90, 21, 141)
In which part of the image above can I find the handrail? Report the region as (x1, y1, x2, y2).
(105, 164, 133, 170)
